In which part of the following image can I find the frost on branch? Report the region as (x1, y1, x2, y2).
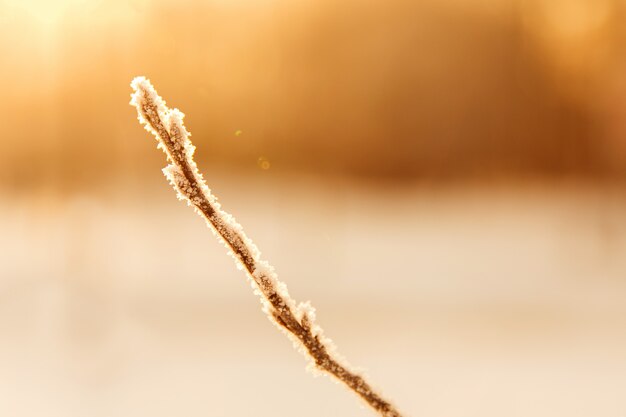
(130, 76, 403, 417)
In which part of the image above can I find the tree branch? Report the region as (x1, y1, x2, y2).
(130, 76, 404, 417)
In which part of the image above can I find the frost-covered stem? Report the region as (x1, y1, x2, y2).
(130, 76, 403, 417)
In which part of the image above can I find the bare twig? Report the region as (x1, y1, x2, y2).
(130, 76, 404, 417)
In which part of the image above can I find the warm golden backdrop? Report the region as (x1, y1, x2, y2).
(1, 0, 626, 189)
(1, 1, 625, 417)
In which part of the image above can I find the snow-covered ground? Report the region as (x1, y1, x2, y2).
(1, 176, 625, 417)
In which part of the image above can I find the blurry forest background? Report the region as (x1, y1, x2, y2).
(1, 0, 625, 416)
(2, 0, 626, 185)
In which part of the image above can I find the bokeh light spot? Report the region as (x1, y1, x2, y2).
(257, 156, 271, 170)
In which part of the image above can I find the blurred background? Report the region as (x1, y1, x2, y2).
(1, 0, 625, 416)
